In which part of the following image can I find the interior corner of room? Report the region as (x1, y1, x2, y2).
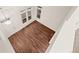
(0, 6, 77, 53)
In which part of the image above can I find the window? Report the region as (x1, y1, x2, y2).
(21, 12, 27, 23)
(27, 8, 32, 20)
(37, 6, 42, 19)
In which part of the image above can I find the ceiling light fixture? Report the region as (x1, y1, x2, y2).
(0, 8, 11, 25)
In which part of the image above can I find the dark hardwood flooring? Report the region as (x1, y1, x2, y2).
(9, 20, 55, 53)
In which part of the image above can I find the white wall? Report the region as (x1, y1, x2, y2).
(0, 6, 74, 37)
(36, 6, 73, 31)
(0, 6, 35, 38)
(47, 7, 78, 53)
(0, 29, 14, 53)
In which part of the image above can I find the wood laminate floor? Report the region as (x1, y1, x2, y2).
(9, 20, 55, 53)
